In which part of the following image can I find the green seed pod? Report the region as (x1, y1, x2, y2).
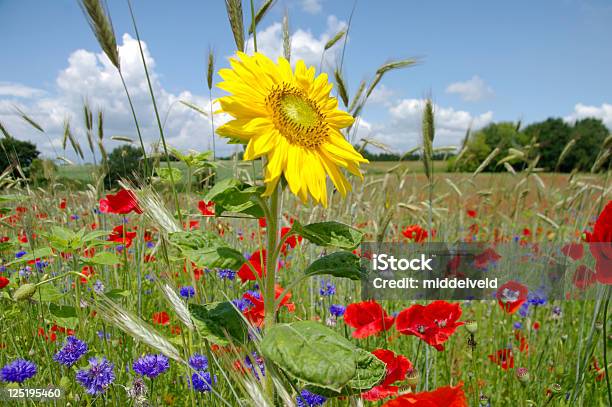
(516, 367, 530, 384)
(465, 320, 478, 334)
(550, 383, 562, 394)
(406, 368, 420, 387)
(12, 283, 37, 301)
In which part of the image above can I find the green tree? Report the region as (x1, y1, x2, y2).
(523, 118, 572, 171)
(0, 137, 40, 178)
(105, 145, 145, 186)
(567, 118, 609, 171)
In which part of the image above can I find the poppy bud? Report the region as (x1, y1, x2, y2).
(516, 367, 529, 384)
(465, 320, 478, 334)
(12, 283, 37, 301)
(406, 368, 420, 388)
(479, 394, 490, 406)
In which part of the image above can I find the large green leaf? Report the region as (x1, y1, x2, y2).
(261, 321, 357, 392)
(203, 178, 264, 217)
(304, 251, 365, 280)
(169, 230, 245, 269)
(48, 304, 78, 329)
(82, 252, 120, 266)
(189, 302, 249, 345)
(306, 348, 386, 397)
(345, 348, 386, 390)
(292, 221, 363, 250)
(36, 284, 64, 303)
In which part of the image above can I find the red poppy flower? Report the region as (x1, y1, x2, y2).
(496, 280, 528, 314)
(16, 206, 27, 213)
(488, 348, 514, 370)
(237, 250, 266, 282)
(152, 311, 170, 326)
(258, 217, 267, 228)
(522, 228, 531, 236)
(514, 330, 529, 353)
(592, 357, 606, 382)
(382, 382, 467, 407)
(396, 301, 464, 351)
(242, 285, 294, 327)
(562, 243, 584, 260)
(585, 200, 612, 284)
(361, 349, 412, 401)
(402, 225, 428, 243)
(198, 200, 215, 216)
(108, 225, 137, 248)
(473, 247, 501, 269)
(280, 227, 302, 254)
(573, 265, 596, 289)
(59, 199, 67, 210)
(186, 220, 200, 230)
(99, 189, 142, 214)
(467, 209, 477, 218)
(0, 276, 9, 289)
(344, 300, 394, 339)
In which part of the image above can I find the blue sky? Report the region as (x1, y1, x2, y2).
(1, 0, 611, 158)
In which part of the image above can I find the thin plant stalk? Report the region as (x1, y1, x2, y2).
(126, 0, 183, 224)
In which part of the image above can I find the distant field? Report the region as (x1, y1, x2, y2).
(56, 160, 448, 184)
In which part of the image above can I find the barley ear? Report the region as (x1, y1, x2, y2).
(79, 0, 120, 70)
(225, 0, 245, 51)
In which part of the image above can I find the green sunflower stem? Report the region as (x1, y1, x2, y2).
(263, 184, 281, 330)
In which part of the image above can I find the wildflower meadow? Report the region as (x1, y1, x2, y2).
(0, 1, 611, 406)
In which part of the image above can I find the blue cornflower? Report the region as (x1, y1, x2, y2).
(53, 336, 88, 367)
(218, 268, 236, 280)
(245, 290, 261, 300)
(71, 214, 79, 220)
(93, 280, 105, 294)
(15, 251, 27, 259)
(296, 389, 326, 407)
(519, 303, 530, 318)
(145, 274, 155, 282)
(1, 359, 37, 383)
(188, 354, 208, 371)
(527, 289, 547, 306)
(245, 353, 265, 379)
(191, 371, 215, 392)
(116, 245, 124, 252)
(179, 286, 196, 299)
(132, 354, 170, 379)
(146, 241, 155, 249)
(232, 298, 252, 312)
(319, 279, 336, 296)
(329, 304, 345, 317)
(513, 322, 522, 330)
(76, 357, 115, 394)
(97, 330, 111, 341)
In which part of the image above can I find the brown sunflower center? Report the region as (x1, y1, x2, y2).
(266, 84, 327, 148)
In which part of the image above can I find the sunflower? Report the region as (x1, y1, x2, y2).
(216, 52, 368, 206)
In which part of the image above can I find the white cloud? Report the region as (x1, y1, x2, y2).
(0, 82, 45, 98)
(367, 85, 395, 107)
(364, 98, 493, 151)
(565, 103, 612, 128)
(300, 0, 323, 14)
(446, 75, 494, 102)
(245, 15, 347, 70)
(0, 34, 234, 160)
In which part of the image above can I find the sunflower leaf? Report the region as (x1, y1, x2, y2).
(203, 178, 265, 218)
(169, 230, 245, 269)
(304, 251, 365, 280)
(189, 302, 249, 345)
(261, 321, 357, 392)
(291, 221, 364, 250)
